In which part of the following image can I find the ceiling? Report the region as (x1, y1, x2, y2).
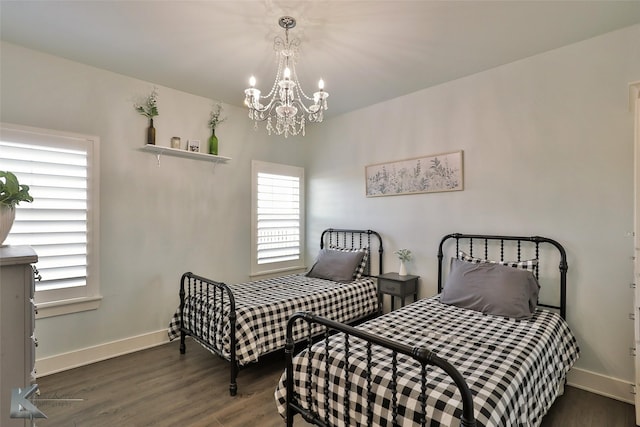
(1, 1, 639, 118)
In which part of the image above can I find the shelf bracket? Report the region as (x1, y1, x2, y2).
(155, 153, 161, 167)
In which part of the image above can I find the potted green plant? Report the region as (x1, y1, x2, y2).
(0, 171, 33, 245)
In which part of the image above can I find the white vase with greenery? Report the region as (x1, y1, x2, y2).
(395, 248, 412, 276)
(0, 171, 33, 245)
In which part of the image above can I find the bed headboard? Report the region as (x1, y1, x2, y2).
(437, 233, 568, 318)
(320, 228, 384, 276)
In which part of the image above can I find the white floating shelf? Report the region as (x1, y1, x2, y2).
(141, 144, 231, 163)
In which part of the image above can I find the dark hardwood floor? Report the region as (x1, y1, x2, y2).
(34, 339, 635, 426)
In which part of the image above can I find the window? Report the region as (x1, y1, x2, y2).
(251, 160, 305, 276)
(0, 123, 101, 317)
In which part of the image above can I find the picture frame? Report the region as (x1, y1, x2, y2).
(188, 139, 200, 153)
(365, 150, 463, 197)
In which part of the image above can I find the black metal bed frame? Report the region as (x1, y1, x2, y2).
(285, 312, 477, 427)
(283, 233, 568, 426)
(319, 228, 384, 274)
(437, 233, 568, 318)
(178, 228, 383, 396)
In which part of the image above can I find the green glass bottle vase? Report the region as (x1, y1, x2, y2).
(147, 118, 156, 145)
(208, 129, 218, 155)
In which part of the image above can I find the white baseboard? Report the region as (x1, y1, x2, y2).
(567, 367, 634, 404)
(34, 332, 636, 407)
(35, 329, 170, 377)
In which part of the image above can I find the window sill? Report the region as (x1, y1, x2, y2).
(250, 265, 307, 280)
(35, 295, 102, 319)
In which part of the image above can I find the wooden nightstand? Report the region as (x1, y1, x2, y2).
(377, 272, 419, 311)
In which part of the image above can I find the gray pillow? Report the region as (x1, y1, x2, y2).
(306, 248, 366, 283)
(441, 258, 540, 319)
(329, 246, 369, 279)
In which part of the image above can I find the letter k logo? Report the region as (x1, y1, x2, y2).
(10, 384, 47, 419)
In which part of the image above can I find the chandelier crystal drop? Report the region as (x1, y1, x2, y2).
(244, 16, 329, 138)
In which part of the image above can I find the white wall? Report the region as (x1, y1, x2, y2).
(0, 41, 308, 360)
(305, 24, 640, 398)
(1, 21, 639, 401)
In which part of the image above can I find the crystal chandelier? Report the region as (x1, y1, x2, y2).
(244, 16, 329, 138)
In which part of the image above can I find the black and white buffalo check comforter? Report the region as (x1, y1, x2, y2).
(167, 274, 379, 366)
(274, 296, 579, 427)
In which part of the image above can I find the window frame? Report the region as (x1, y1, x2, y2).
(0, 122, 101, 318)
(251, 160, 305, 277)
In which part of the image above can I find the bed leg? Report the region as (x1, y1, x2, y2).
(285, 334, 295, 427)
(179, 331, 186, 354)
(229, 362, 238, 396)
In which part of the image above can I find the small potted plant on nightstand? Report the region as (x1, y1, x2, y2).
(394, 248, 412, 276)
(0, 171, 33, 245)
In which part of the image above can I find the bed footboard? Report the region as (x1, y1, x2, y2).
(284, 312, 476, 427)
(179, 272, 238, 396)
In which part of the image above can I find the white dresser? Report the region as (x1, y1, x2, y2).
(0, 245, 38, 427)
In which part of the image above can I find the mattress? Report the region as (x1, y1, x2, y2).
(274, 296, 579, 426)
(168, 273, 379, 366)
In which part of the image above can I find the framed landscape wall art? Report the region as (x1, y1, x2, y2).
(365, 150, 464, 197)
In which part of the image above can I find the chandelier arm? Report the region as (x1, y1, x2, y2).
(251, 103, 276, 117)
(249, 99, 283, 122)
(289, 89, 327, 120)
(289, 98, 318, 116)
(289, 65, 329, 116)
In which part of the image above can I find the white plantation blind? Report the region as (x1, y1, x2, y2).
(257, 172, 300, 264)
(0, 123, 100, 315)
(2, 140, 88, 290)
(252, 161, 304, 275)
